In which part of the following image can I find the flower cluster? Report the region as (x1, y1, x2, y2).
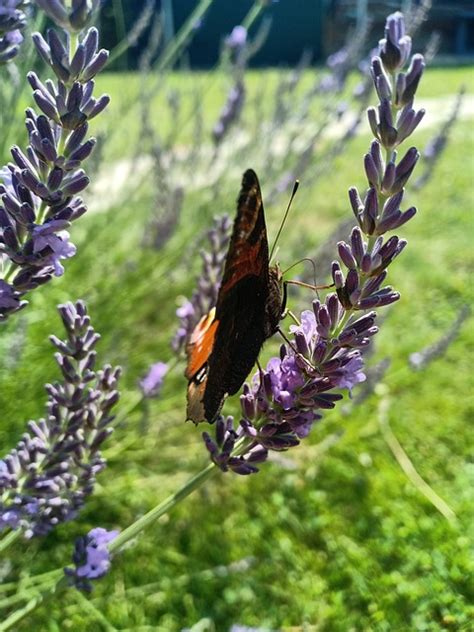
(0, 0, 28, 63)
(0, 301, 121, 537)
(172, 214, 231, 353)
(64, 527, 118, 591)
(0, 25, 109, 320)
(202, 11, 425, 473)
(35, 0, 99, 32)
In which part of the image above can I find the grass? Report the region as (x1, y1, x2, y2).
(0, 63, 473, 631)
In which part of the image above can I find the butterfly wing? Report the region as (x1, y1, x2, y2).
(186, 169, 275, 424)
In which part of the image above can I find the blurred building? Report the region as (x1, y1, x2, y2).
(102, 0, 474, 69)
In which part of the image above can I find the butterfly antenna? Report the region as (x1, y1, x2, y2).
(282, 257, 317, 282)
(269, 180, 299, 263)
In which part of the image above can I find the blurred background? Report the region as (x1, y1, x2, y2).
(0, 0, 473, 630)
(99, 0, 474, 68)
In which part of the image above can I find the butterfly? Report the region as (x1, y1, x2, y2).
(185, 169, 287, 424)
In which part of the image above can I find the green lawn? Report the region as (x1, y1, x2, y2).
(0, 64, 473, 631)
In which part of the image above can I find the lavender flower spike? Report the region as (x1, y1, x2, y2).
(212, 80, 246, 145)
(0, 300, 121, 537)
(140, 361, 168, 398)
(65, 527, 119, 592)
(0, 24, 110, 320)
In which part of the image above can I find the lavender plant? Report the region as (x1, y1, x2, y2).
(0, 9, 109, 319)
(0, 301, 121, 538)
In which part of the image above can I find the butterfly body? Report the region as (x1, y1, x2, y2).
(185, 169, 285, 424)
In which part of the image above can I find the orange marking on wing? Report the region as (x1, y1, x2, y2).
(185, 308, 219, 379)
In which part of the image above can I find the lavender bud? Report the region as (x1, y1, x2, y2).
(371, 57, 392, 100)
(82, 49, 109, 81)
(400, 54, 425, 105)
(367, 107, 379, 138)
(350, 227, 365, 264)
(391, 147, 419, 192)
(348, 187, 363, 222)
(362, 188, 378, 235)
(358, 289, 400, 309)
(378, 99, 398, 148)
(364, 153, 380, 188)
(338, 241, 357, 269)
(331, 261, 344, 289)
(381, 160, 396, 193)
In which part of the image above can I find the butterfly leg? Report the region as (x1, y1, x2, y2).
(279, 280, 288, 320)
(285, 280, 334, 291)
(276, 326, 316, 372)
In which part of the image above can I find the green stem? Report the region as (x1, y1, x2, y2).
(70, 32, 80, 58)
(0, 596, 43, 632)
(0, 570, 63, 595)
(109, 461, 217, 553)
(0, 530, 21, 554)
(378, 393, 457, 524)
(330, 308, 354, 340)
(155, 0, 216, 73)
(111, 0, 128, 69)
(241, 2, 265, 30)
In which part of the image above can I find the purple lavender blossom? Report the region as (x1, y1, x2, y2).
(65, 527, 119, 591)
(0, 26, 109, 320)
(0, 301, 121, 537)
(31, 222, 76, 275)
(0, 0, 28, 63)
(0, 279, 26, 316)
(140, 361, 168, 398)
(225, 25, 247, 50)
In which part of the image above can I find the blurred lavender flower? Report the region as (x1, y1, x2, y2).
(0, 0, 28, 63)
(414, 86, 465, 190)
(64, 527, 118, 591)
(409, 305, 470, 371)
(0, 25, 109, 320)
(35, 0, 99, 32)
(140, 361, 168, 398)
(225, 25, 247, 51)
(172, 214, 231, 353)
(202, 11, 424, 475)
(317, 18, 370, 94)
(0, 300, 121, 537)
(212, 80, 245, 145)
